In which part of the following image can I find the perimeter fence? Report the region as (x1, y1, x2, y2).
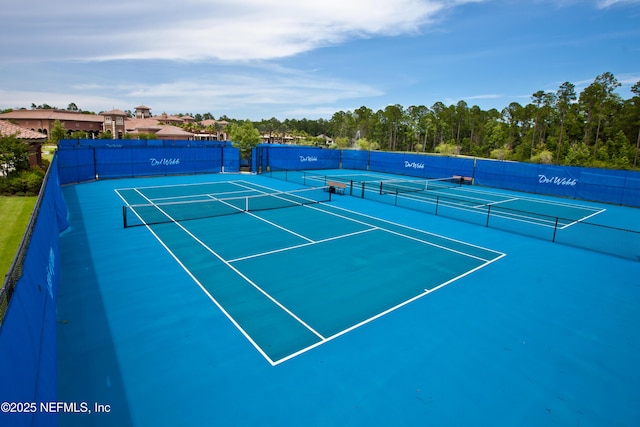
(57, 139, 240, 184)
(0, 155, 69, 427)
(253, 146, 640, 207)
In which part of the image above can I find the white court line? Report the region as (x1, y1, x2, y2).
(308, 204, 493, 262)
(132, 188, 327, 344)
(116, 180, 250, 191)
(311, 202, 504, 259)
(388, 188, 605, 229)
(558, 208, 608, 230)
(114, 188, 278, 365)
(452, 185, 605, 213)
(271, 249, 507, 365)
(234, 180, 497, 261)
(227, 227, 378, 263)
(150, 188, 258, 202)
(205, 194, 316, 244)
(487, 197, 520, 206)
(121, 179, 507, 365)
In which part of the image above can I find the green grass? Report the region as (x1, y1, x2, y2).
(0, 196, 37, 280)
(42, 145, 57, 163)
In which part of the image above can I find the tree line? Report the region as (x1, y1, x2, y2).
(7, 71, 639, 170)
(243, 72, 640, 170)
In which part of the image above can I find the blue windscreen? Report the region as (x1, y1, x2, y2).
(0, 155, 69, 427)
(369, 152, 474, 179)
(341, 150, 369, 170)
(57, 147, 96, 184)
(259, 145, 341, 171)
(58, 146, 235, 184)
(474, 159, 640, 205)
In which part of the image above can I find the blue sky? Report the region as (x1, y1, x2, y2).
(1, 0, 639, 120)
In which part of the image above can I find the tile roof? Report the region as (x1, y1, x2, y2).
(154, 125, 194, 137)
(125, 118, 162, 131)
(0, 120, 47, 139)
(200, 119, 229, 126)
(101, 109, 128, 116)
(0, 109, 104, 123)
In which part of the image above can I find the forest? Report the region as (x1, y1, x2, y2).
(244, 72, 640, 170)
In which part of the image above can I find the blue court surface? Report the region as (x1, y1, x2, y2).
(56, 172, 640, 426)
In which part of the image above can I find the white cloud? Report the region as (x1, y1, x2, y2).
(0, 64, 385, 119)
(2, 0, 481, 63)
(114, 71, 385, 113)
(596, 0, 640, 7)
(0, 89, 124, 112)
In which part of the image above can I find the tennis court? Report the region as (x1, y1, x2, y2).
(115, 180, 504, 364)
(53, 171, 640, 427)
(269, 169, 634, 254)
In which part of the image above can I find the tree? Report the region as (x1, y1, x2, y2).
(0, 134, 30, 176)
(382, 104, 404, 150)
(502, 102, 524, 150)
(467, 105, 483, 154)
(454, 100, 469, 147)
(353, 106, 374, 141)
(49, 119, 67, 144)
(228, 120, 261, 161)
(31, 103, 55, 110)
(631, 81, 640, 168)
(555, 82, 577, 162)
(580, 72, 621, 158)
(406, 105, 430, 152)
(430, 102, 448, 149)
(528, 90, 555, 159)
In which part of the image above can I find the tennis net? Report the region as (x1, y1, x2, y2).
(123, 186, 331, 228)
(380, 177, 462, 195)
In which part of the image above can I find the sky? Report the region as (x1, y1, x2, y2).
(1, 0, 639, 120)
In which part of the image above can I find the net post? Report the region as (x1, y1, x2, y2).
(435, 195, 439, 215)
(395, 188, 399, 206)
(361, 182, 365, 198)
(486, 205, 491, 227)
(379, 181, 383, 195)
(245, 196, 249, 212)
(122, 205, 127, 228)
(350, 180, 353, 196)
(552, 217, 559, 242)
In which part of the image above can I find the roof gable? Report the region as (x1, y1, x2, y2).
(0, 120, 47, 139)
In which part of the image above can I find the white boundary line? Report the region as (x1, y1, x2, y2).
(116, 179, 249, 192)
(118, 178, 507, 366)
(271, 250, 506, 365)
(227, 228, 378, 263)
(236, 180, 504, 257)
(233, 180, 501, 261)
(114, 188, 277, 364)
(387, 189, 607, 230)
(131, 188, 327, 342)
